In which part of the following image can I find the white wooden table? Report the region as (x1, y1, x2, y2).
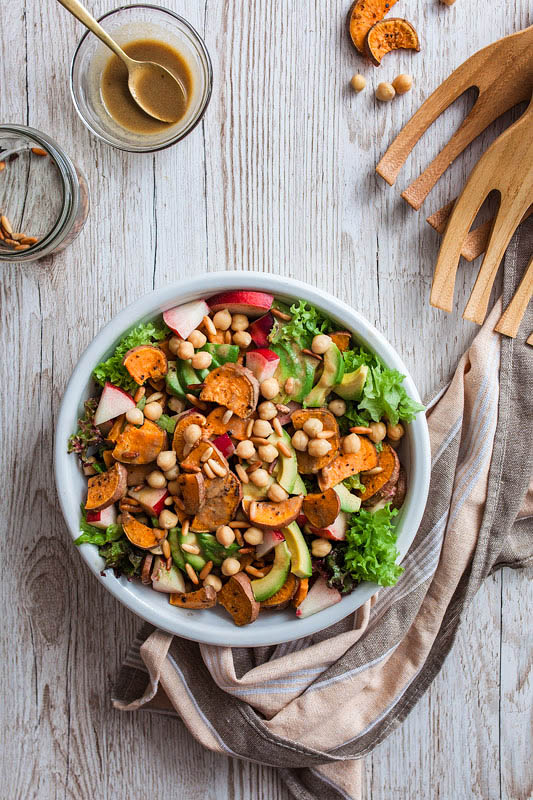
(1, 1, 531, 797)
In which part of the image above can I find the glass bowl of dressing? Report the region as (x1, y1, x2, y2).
(70, 4, 212, 152)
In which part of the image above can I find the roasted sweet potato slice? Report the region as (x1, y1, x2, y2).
(181, 440, 228, 473)
(191, 472, 242, 532)
(112, 419, 166, 465)
(200, 363, 259, 418)
(365, 18, 420, 66)
(392, 467, 407, 510)
(172, 411, 207, 461)
(260, 572, 299, 610)
(357, 442, 400, 503)
(292, 577, 309, 608)
(107, 414, 126, 444)
(204, 406, 251, 440)
(329, 331, 351, 352)
(247, 495, 303, 530)
(85, 462, 127, 511)
(303, 489, 340, 528)
(102, 449, 115, 469)
(169, 585, 217, 609)
(123, 345, 168, 385)
(346, 0, 399, 53)
(178, 472, 206, 516)
(291, 409, 340, 474)
(218, 572, 260, 626)
(318, 436, 378, 491)
(122, 511, 159, 549)
(125, 462, 153, 486)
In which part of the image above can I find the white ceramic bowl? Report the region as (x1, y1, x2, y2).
(55, 272, 430, 647)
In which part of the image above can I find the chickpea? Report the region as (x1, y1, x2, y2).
(183, 423, 202, 445)
(167, 479, 180, 495)
(311, 334, 332, 355)
(126, 407, 144, 426)
(157, 450, 177, 472)
(191, 351, 212, 370)
(292, 430, 309, 451)
(311, 538, 332, 558)
(236, 439, 256, 460)
(147, 470, 167, 489)
(328, 398, 346, 417)
(168, 396, 186, 413)
(243, 527, 263, 546)
(231, 313, 249, 331)
(392, 74, 413, 95)
(164, 466, 179, 481)
(212, 309, 232, 331)
(258, 401, 277, 420)
(188, 329, 207, 348)
(258, 444, 279, 463)
(253, 419, 273, 438)
(303, 417, 323, 438)
(387, 422, 405, 441)
(221, 557, 241, 576)
(376, 82, 396, 102)
(159, 509, 178, 529)
(369, 421, 387, 443)
(177, 340, 195, 360)
(350, 73, 366, 93)
(233, 330, 252, 349)
(144, 401, 163, 421)
(308, 438, 332, 457)
(216, 525, 235, 547)
(268, 483, 289, 503)
(204, 574, 222, 592)
(342, 433, 361, 454)
(168, 336, 181, 355)
(249, 468, 270, 487)
(260, 377, 279, 400)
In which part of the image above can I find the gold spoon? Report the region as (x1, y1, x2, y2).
(57, 0, 186, 124)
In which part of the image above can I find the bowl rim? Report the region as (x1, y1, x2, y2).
(54, 271, 431, 647)
(69, 3, 213, 153)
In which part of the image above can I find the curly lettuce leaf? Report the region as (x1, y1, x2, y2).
(342, 473, 364, 492)
(344, 505, 403, 587)
(324, 545, 358, 594)
(269, 300, 333, 350)
(68, 398, 103, 462)
(98, 537, 144, 576)
(92, 320, 169, 393)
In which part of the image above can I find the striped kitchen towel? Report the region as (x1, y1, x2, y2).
(112, 220, 533, 800)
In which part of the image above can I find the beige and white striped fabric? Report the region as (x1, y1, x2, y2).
(113, 221, 533, 800)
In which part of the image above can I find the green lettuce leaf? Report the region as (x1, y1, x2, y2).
(75, 512, 123, 546)
(269, 300, 333, 350)
(92, 320, 169, 393)
(344, 504, 403, 587)
(342, 473, 364, 492)
(98, 537, 144, 576)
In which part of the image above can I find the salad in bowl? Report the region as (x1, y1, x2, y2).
(66, 287, 425, 628)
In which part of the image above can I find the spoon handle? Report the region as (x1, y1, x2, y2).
(56, 0, 130, 64)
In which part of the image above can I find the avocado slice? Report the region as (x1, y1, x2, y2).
(333, 364, 368, 401)
(177, 359, 201, 394)
(179, 530, 206, 571)
(268, 429, 298, 493)
(333, 483, 361, 513)
(271, 342, 316, 403)
(283, 521, 312, 578)
(165, 361, 186, 399)
(201, 342, 240, 368)
(242, 475, 274, 501)
(251, 541, 291, 601)
(291, 472, 307, 496)
(303, 343, 345, 407)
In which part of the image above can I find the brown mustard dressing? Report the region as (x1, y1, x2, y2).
(101, 39, 192, 134)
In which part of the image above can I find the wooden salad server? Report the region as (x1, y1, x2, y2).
(376, 25, 533, 210)
(430, 95, 533, 325)
(494, 256, 533, 339)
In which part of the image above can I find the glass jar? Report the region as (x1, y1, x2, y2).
(0, 125, 89, 262)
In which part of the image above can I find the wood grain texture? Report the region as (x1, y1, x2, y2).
(0, 1, 530, 799)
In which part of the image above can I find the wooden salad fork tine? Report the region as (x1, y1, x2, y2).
(494, 256, 533, 339)
(430, 95, 533, 323)
(376, 26, 533, 210)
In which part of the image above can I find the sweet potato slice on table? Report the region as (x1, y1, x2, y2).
(112, 419, 166, 464)
(329, 331, 351, 352)
(178, 472, 206, 516)
(191, 472, 242, 532)
(357, 442, 400, 503)
(247, 495, 303, 530)
(172, 411, 207, 460)
(123, 345, 168, 385)
(85, 462, 127, 511)
(365, 18, 420, 66)
(292, 577, 309, 608)
(318, 436, 378, 491)
(291, 409, 340, 474)
(169, 585, 217, 609)
(122, 511, 159, 549)
(200, 363, 259, 418)
(218, 573, 260, 626)
(204, 406, 251, 440)
(303, 489, 340, 528)
(260, 573, 299, 610)
(346, 0, 399, 53)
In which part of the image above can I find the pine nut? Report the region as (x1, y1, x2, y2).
(11, 233, 24, 241)
(186, 393, 208, 410)
(246, 419, 254, 438)
(228, 520, 249, 528)
(31, 147, 48, 156)
(222, 408, 233, 424)
(285, 377, 295, 395)
(161, 538, 171, 560)
(245, 566, 266, 578)
(199, 561, 213, 580)
(203, 315, 217, 337)
(145, 391, 164, 403)
(317, 430, 335, 439)
(233, 528, 244, 546)
(271, 307, 292, 321)
(235, 463, 249, 484)
(249, 500, 258, 520)
(301, 348, 322, 360)
(276, 404, 290, 413)
(208, 458, 227, 477)
(361, 466, 384, 476)
(0, 162, 5, 172)
(224, 330, 233, 344)
(133, 386, 146, 403)
(20, 236, 38, 245)
(251, 436, 270, 446)
(350, 426, 372, 435)
(238, 547, 254, 554)
(277, 440, 292, 458)
(185, 563, 199, 585)
(181, 543, 200, 554)
(272, 417, 283, 436)
(14, 244, 30, 251)
(1, 215, 13, 235)
(182, 519, 190, 537)
(200, 446, 214, 462)
(246, 460, 262, 473)
(203, 462, 216, 479)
